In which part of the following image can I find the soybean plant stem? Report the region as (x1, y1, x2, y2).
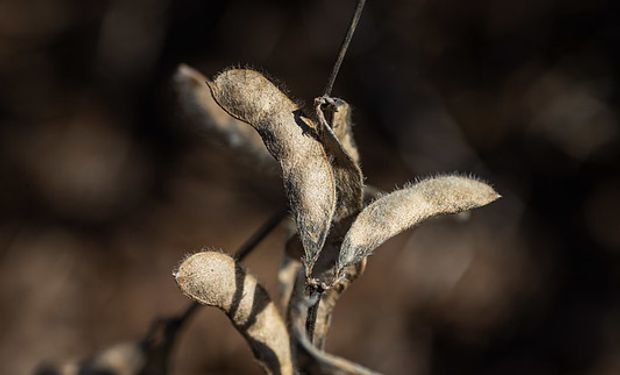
(323, 0, 367, 97)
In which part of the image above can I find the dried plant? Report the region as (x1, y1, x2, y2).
(166, 0, 499, 367)
(168, 62, 499, 373)
(37, 1, 500, 374)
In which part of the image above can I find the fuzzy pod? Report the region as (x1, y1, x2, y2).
(315, 97, 364, 222)
(338, 175, 501, 272)
(208, 69, 336, 273)
(175, 251, 294, 375)
(173, 64, 274, 167)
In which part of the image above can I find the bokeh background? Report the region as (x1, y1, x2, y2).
(1, 0, 619, 374)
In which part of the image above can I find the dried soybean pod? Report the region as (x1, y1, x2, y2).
(338, 175, 501, 272)
(316, 97, 364, 222)
(175, 251, 294, 375)
(327, 98, 360, 164)
(208, 69, 336, 273)
(173, 64, 274, 166)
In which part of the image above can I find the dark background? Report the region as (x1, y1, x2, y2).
(1, 0, 619, 374)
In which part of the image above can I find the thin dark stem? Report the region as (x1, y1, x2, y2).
(177, 301, 201, 325)
(143, 302, 200, 347)
(323, 0, 367, 97)
(234, 208, 288, 261)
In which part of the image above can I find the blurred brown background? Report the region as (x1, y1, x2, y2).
(1, 0, 619, 374)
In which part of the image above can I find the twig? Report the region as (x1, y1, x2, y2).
(323, 0, 367, 97)
(234, 208, 289, 261)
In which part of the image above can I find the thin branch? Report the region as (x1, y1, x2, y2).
(234, 208, 289, 261)
(323, 0, 367, 97)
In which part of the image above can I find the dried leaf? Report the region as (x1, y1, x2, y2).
(208, 69, 336, 273)
(338, 175, 501, 272)
(173, 64, 274, 166)
(315, 97, 363, 222)
(175, 251, 294, 375)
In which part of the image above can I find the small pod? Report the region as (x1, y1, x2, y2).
(338, 175, 501, 272)
(175, 251, 294, 375)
